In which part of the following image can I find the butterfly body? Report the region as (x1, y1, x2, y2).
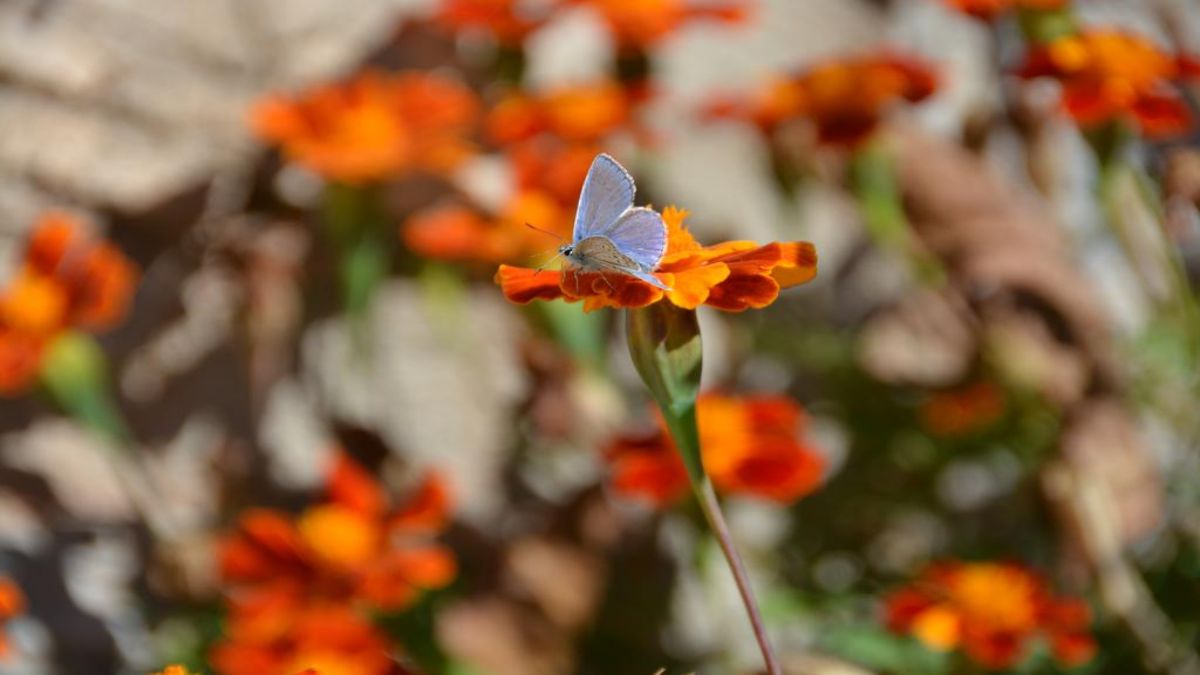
(560, 154, 671, 291)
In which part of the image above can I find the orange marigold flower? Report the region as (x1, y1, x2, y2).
(0, 212, 138, 396)
(218, 454, 456, 616)
(884, 561, 1096, 669)
(211, 602, 394, 675)
(605, 393, 826, 506)
(251, 70, 480, 184)
(1018, 30, 1196, 137)
(919, 381, 1005, 438)
(569, 0, 749, 48)
(487, 82, 635, 145)
(0, 577, 24, 660)
(437, 0, 549, 44)
(706, 54, 937, 147)
(403, 189, 571, 264)
(496, 206, 817, 312)
(943, 0, 1066, 21)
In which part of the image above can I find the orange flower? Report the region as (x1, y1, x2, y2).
(151, 667, 195, 675)
(437, 0, 549, 44)
(402, 189, 571, 263)
(885, 561, 1096, 669)
(1018, 30, 1196, 137)
(0, 577, 24, 660)
(706, 54, 937, 147)
(569, 0, 749, 48)
(214, 453, 456, 674)
(496, 206, 817, 312)
(218, 453, 456, 613)
(486, 82, 635, 145)
(211, 602, 394, 675)
(943, 0, 1066, 20)
(605, 394, 826, 506)
(919, 381, 1005, 438)
(251, 70, 480, 184)
(0, 212, 138, 395)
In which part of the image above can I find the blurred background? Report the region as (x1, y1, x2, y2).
(2, 0, 1200, 673)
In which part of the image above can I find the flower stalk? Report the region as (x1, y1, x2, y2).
(626, 302, 782, 675)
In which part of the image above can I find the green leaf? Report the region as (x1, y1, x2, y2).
(626, 303, 704, 483)
(821, 624, 951, 675)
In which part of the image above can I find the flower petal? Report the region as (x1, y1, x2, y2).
(496, 265, 566, 304)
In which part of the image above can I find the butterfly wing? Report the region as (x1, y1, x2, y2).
(573, 154, 635, 241)
(594, 207, 668, 271)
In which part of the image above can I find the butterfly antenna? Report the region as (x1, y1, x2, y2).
(525, 222, 564, 241)
(534, 251, 564, 276)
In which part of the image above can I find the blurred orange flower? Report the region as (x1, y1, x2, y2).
(496, 206, 817, 311)
(437, 0, 549, 44)
(885, 561, 1096, 669)
(251, 70, 480, 184)
(943, 0, 1066, 20)
(0, 212, 138, 395)
(919, 381, 1005, 438)
(0, 577, 24, 659)
(151, 667, 195, 675)
(1018, 30, 1197, 137)
(570, 0, 749, 48)
(706, 54, 937, 147)
(403, 189, 570, 263)
(211, 603, 394, 675)
(214, 453, 455, 674)
(486, 82, 636, 145)
(605, 394, 826, 506)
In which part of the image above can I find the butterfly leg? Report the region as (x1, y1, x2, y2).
(598, 269, 616, 292)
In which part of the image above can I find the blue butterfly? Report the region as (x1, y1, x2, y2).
(557, 154, 671, 291)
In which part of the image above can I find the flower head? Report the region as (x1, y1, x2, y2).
(605, 393, 826, 506)
(1018, 30, 1197, 137)
(437, 0, 549, 44)
(496, 206, 817, 311)
(0, 212, 138, 396)
(486, 81, 636, 145)
(919, 381, 1005, 438)
(706, 54, 937, 147)
(570, 0, 749, 49)
(214, 453, 456, 674)
(943, 0, 1066, 21)
(251, 70, 480, 184)
(885, 561, 1096, 669)
(0, 577, 24, 660)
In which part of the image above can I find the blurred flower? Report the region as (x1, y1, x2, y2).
(605, 393, 826, 506)
(486, 82, 636, 145)
(885, 561, 1096, 669)
(0, 212, 138, 396)
(151, 667, 195, 675)
(214, 453, 455, 674)
(211, 603, 394, 675)
(705, 54, 937, 147)
(403, 189, 570, 263)
(0, 577, 24, 659)
(251, 70, 480, 184)
(1017, 30, 1198, 138)
(496, 206, 817, 311)
(943, 0, 1066, 21)
(919, 381, 1005, 438)
(569, 0, 749, 49)
(437, 0, 549, 44)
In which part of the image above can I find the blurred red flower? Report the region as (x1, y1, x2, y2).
(0, 212, 138, 395)
(706, 54, 937, 147)
(1018, 30, 1198, 138)
(919, 381, 1006, 438)
(251, 70, 480, 184)
(943, 0, 1066, 20)
(214, 453, 455, 674)
(497, 206, 817, 311)
(437, 0, 549, 44)
(605, 394, 826, 506)
(885, 561, 1096, 669)
(0, 577, 24, 659)
(569, 0, 749, 49)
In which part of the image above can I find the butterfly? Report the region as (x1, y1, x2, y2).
(556, 153, 671, 291)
